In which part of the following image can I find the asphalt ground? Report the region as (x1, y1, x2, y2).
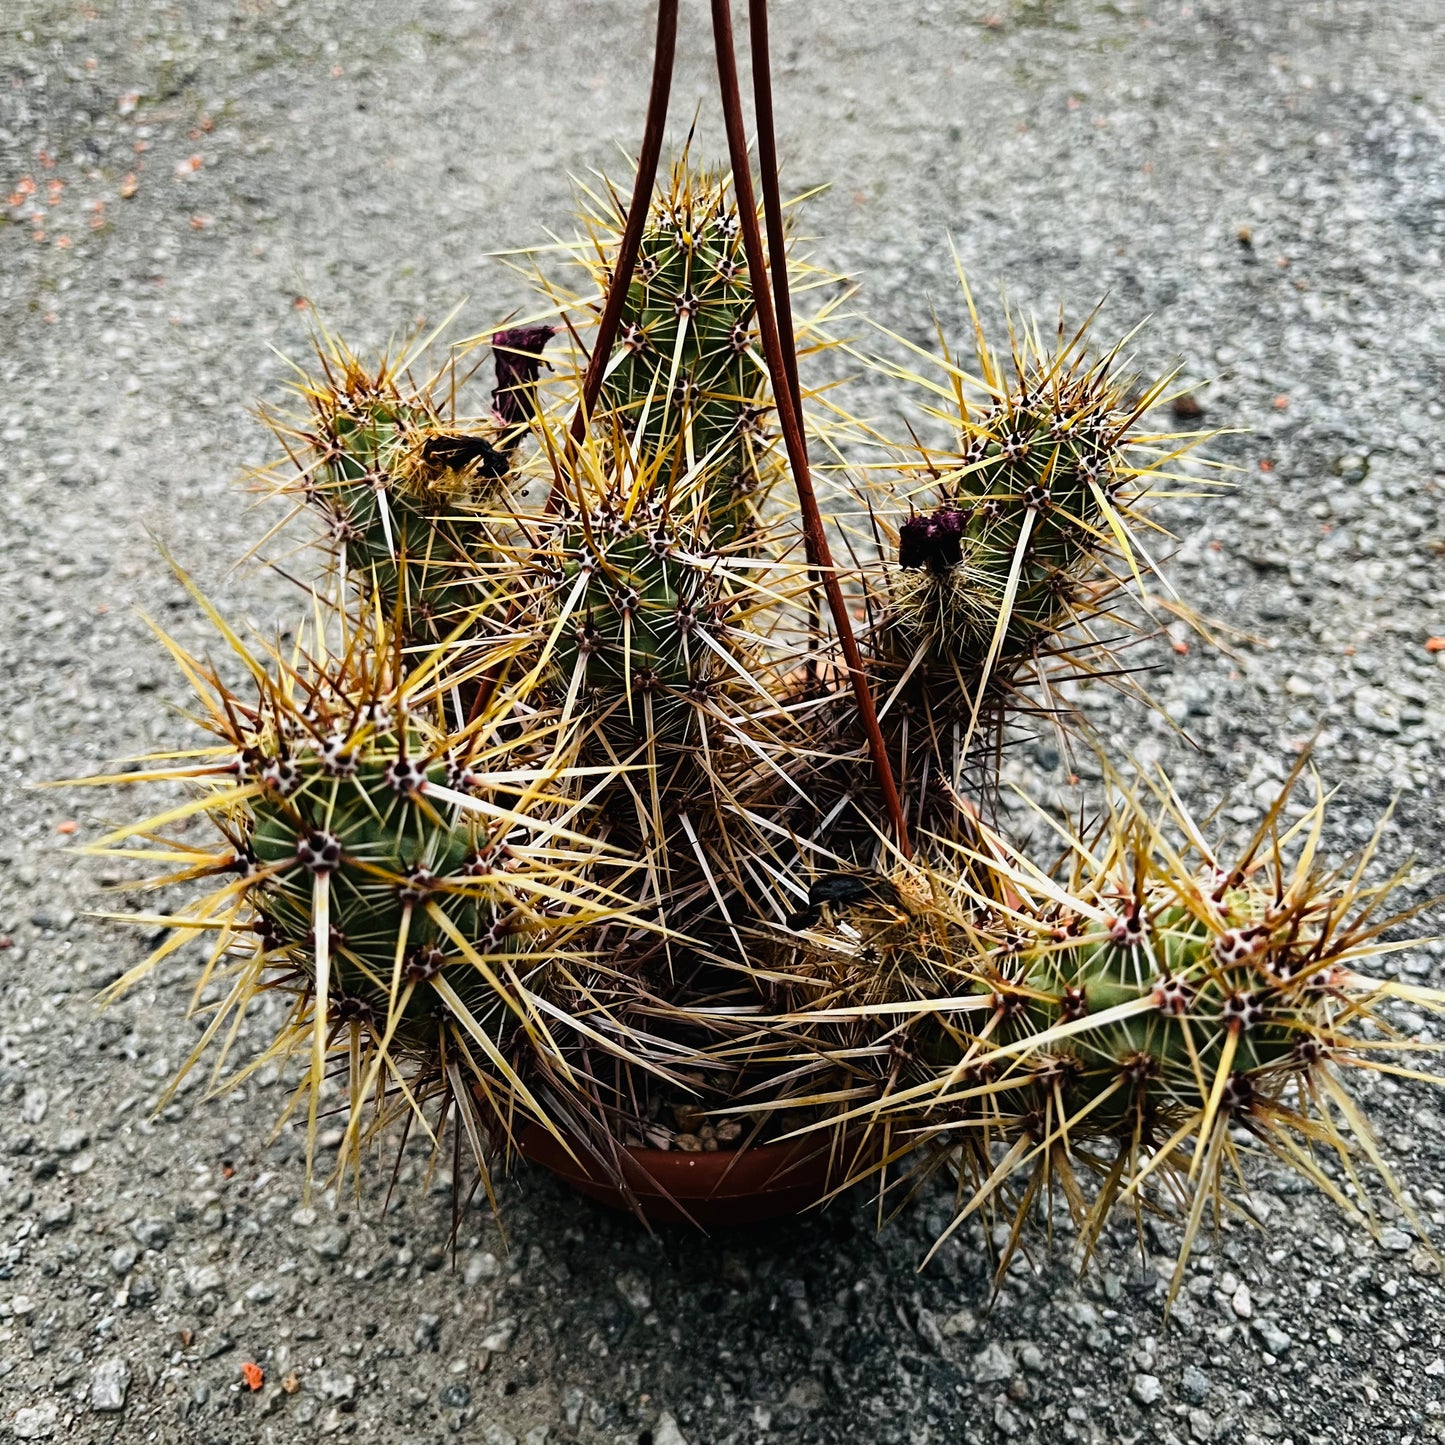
(2, 2, 1443, 1441)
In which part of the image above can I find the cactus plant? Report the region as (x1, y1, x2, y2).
(66, 0, 1443, 1297)
(849, 287, 1219, 801)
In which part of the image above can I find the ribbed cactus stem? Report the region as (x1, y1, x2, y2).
(782, 772, 1437, 1292)
(993, 878, 1333, 1129)
(890, 371, 1131, 668)
(547, 508, 725, 747)
(289, 358, 516, 646)
(243, 707, 554, 1051)
(598, 173, 768, 539)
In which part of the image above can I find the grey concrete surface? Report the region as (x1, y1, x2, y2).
(2, 1, 1443, 1441)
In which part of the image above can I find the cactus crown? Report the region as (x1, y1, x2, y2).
(596, 165, 763, 476)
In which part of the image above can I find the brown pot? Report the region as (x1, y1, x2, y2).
(513, 1122, 858, 1228)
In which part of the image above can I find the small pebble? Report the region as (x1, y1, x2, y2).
(309, 1226, 350, 1260)
(316, 1368, 357, 1403)
(12, 1402, 59, 1439)
(186, 1263, 225, 1296)
(130, 1216, 173, 1249)
(1131, 1374, 1163, 1407)
(1252, 1320, 1292, 1356)
(654, 1413, 690, 1445)
(616, 1272, 652, 1312)
(128, 1274, 158, 1304)
(672, 1104, 706, 1132)
(39, 1201, 73, 1234)
(464, 1252, 501, 1286)
(90, 1357, 131, 1412)
(479, 1318, 516, 1353)
(971, 1342, 1013, 1384)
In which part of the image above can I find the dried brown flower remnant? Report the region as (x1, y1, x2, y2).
(491, 324, 556, 429)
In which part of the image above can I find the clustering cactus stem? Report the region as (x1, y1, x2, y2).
(601, 173, 775, 545)
(261, 333, 533, 649)
(831, 287, 1222, 816)
(74, 593, 638, 1194)
(763, 758, 1439, 1298)
(547, 503, 733, 749)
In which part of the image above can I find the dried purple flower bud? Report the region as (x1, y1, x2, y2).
(491, 325, 556, 430)
(896, 507, 967, 573)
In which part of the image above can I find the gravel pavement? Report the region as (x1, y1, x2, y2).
(2, 1, 1443, 1441)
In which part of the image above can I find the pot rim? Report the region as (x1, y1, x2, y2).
(510, 1118, 865, 1228)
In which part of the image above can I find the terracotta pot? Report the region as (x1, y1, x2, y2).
(513, 1122, 856, 1228)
